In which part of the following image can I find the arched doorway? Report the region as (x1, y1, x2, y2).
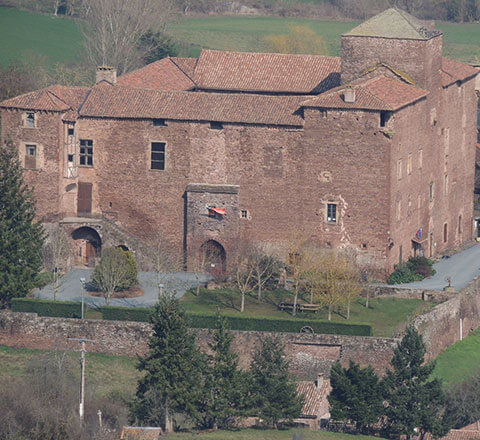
(72, 227, 102, 267)
(200, 240, 226, 276)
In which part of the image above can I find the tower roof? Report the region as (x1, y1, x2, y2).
(344, 8, 442, 40)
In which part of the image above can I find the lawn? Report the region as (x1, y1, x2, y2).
(181, 288, 433, 337)
(433, 329, 480, 388)
(0, 344, 140, 398)
(170, 430, 380, 440)
(0, 6, 83, 67)
(1, 6, 480, 68)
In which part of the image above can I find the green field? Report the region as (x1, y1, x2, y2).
(1, 6, 480, 68)
(170, 430, 380, 440)
(434, 329, 480, 388)
(181, 289, 433, 337)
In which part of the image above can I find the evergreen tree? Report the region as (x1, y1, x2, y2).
(383, 326, 448, 439)
(249, 335, 304, 428)
(328, 360, 384, 433)
(197, 312, 248, 429)
(0, 140, 44, 307)
(130, 294, 205, 432)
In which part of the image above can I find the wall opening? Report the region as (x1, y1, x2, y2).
(72, 227, 102, 267)
(200, 240, 226, 276)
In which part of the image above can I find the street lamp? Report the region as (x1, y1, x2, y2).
(158, 283, 164, 297)
(80, 277, 86, 319)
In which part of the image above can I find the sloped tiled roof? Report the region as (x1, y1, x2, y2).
(442, 57, 479, 87)
(194, 49, 341, 94)
(344, 8, 442, 40)
(301, 75, 428, 111)
(296, 380, 330, 418)
(80, 83, 305, 126)
(171, 57, 197, 78)
(117, 57, 196, 91)
(425, 423, 480, 440)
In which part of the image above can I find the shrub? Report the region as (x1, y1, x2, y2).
(101, 305, 152, 322)
(11, 298, 81, 318)
(388, 257, 436, 284)
(33, 272, 54, 289)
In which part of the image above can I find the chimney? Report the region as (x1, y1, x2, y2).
(344, 86, 355, 103)
(316, 373, 324, 390)
(96, 66, 117, 85)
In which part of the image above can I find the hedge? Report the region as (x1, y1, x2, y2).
(11, 298, 82, 318)
(101, 306, 373, 336)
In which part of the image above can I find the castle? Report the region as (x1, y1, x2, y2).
(1, 8, 478, 277)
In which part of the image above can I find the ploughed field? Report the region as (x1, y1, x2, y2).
(1, 6, 480, 68)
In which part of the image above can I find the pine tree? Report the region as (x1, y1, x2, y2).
(197, 312, 248, 429)
(328, 360, 384, 433)
(0, 140, 44, 307)
(249, 335, 304, 428)
(130, 294, 205, 432)
(383, 326, 448, 439)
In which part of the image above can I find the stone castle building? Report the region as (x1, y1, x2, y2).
(1, 8, 479, 276)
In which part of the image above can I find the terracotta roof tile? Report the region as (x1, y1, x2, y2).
(425, 427, 480, 440)
(194, 49, 341, 94)
(302, 75, 428, 111)
(442, 57, 479, 87)
(80, 84, 305, 126)
(171, 57, 197, 78)
(296, 380, 331, 418)
(117, 58, 195, 91)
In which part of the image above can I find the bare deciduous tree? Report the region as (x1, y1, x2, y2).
(250, 244, 281, 301)
(150, 234, 183, 297)
(81, 0, 179, 74)
(232, 241, 256, 313)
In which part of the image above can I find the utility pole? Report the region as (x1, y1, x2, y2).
(69, 337, 96, 422)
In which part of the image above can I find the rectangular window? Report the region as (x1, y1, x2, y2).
(458, 215, 462, 235)
(25, 144, 36, 169)
(327, 203, 337, 223)
(419, 149, 423, 169)
(407, 153, 412, 175)
(241, 210, 249, 219)
(380, 111, 391, 128)
(210, 121, 223, 130)
(429, 181, 434, 203)
(151, 142, 166, 170)
(443, 223, 448, 243)
(25, 112, 35, 128)
(397, 159, 402, 180)
(153, 119, 167, 127)
(79, 139, 93, 167)
(68, 127, 75, 136)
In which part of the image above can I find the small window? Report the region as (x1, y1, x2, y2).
(418, 149, 423, 169)
(67, 154, 74, 163)
(429, 181, 434, 203)
(241, 210, 249, 219)
(397, 159, 402, 180)
(380, 111, 391, 128)
(407, 153, 412, 175)
(25, 112, 36, 128)
(79, 139, 93, 167)
(153, 119, 167, 127)
(151, 142, 166, 170)
(25, 144, 36, 169)
(68, 127, 75, 136)
(327, 203, 337, 223)
(443, 223, 448, 243)
(210, 121, 223, 130)
(458, 215, 462, 235)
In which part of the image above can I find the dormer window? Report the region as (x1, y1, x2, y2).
(24, 112, 36, 128)
(153, 119, 167, 127)
(210, 121, 223, 130)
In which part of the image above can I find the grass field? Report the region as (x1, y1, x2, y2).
(181, 288, 433, 337)
(433, 329, 480, 388)
(0, 344, 140, 398)
(1, 6, 480, 68)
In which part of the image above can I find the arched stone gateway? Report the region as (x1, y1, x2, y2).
(72, 227, 102, 267)
(200, 240, 226, 276)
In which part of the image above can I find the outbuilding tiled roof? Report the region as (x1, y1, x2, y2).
(0, 85, 89, 112)
(194, 49, 341, 94)
(301, 75, 428, 111)
(344, 8, 442, 40)
(442, 57, 479, 87)
(80, 83, 305, 126)
(296, 379, 330, 418)
(425, 423, 480, 440)
(171, 57, 197, 78)
(117, 57, 196, 91)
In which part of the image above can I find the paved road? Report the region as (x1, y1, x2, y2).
(394, 244, 480, 291)
(34, 268, 210, 307)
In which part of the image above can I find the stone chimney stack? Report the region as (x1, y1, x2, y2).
(316, 373, 324, 390)
(344, 86, 355, 103)
(96, 66, 117, 85)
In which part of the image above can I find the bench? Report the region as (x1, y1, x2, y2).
(278, 302, 321, 313)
